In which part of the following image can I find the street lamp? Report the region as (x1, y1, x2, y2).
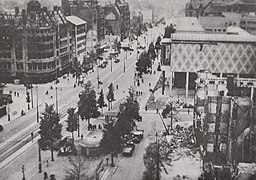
(36, 85, 39, 123)
(38, 140, 42, 173)
(121, 46, 134, 73)
(55, 87, 58, 115)
(96, 56, 103, 88)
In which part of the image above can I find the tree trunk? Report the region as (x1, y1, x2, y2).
(72, 131, 74, 141)
(51, 149, 54, 161)
(108, 101, 110, 111)
(101, 107, 103, 116)
(111, 152, 114, 167)
(28, 103, 30, 110)
(87, 118, 90, 126)
(111, 102, 112, 109)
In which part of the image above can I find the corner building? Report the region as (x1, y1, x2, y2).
(0, 0, 72, 83)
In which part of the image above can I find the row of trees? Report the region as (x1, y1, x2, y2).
(136, 36, 162, 77)
(38, 81, 116, 161)
(100, 88, 140, 166)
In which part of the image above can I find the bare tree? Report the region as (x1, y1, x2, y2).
(65, 155, 89, 180)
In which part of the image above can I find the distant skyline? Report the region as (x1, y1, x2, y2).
(0, 0, 186, 19)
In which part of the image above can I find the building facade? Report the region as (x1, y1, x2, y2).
(104, 4, 121, 36)
(115, 0, 130, 41)
(161, 26, 256, 98)
(62, 0, 105, 41)
(66, 15, 87, 62)
(0, 0, 72, 83)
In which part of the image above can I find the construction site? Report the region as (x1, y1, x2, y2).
(193, 70, 256, 180)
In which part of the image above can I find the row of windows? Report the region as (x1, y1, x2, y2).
(205, 28, 226, 32)
(241, 21, 256, 25)
(28, 62, 56, 70)
(0, 62, 11, 69)
(28, 43, 54, 51)
(77, 35, 86, 42)
(28, 52, 54, 60)
(0, 52, 11, 58)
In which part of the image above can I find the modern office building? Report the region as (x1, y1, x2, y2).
(161, 18, 256, 98)
(66, 15, 87, 62)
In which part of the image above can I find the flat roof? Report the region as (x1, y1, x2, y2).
(162, 27, 256, 43)
(66, 15, 87, 26)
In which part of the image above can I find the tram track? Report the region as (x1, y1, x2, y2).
(0, 47, 138, 170)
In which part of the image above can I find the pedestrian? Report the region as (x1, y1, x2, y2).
(142, 79, 144, 83)
(46, 160, 49, 167)
(44, 172, 48, 180)
(149, 83, 151, 86)
(156, 108, 159, 114)
(17, 92, 19, 97)
(106, 158, 109, 166)
(145, 105, 147, 111)
(14, 92, 16, 96)
(46, 90, 48, 95)
(154, 70, 156, 74)
(74, 83, 76, 88)
(116, 84, 118, 89)
(188, 109, 190, 114)
(81, 134, 84, 140)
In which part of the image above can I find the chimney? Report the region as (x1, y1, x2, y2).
(22, 9, 27, 25)
(15, 7, 19, 16)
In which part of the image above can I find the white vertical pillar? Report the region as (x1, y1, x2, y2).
(220, 73, 223, 78)
(169, 71, 173, 92)
(186, 72, 189, 102)
(250, 86, 254, 101)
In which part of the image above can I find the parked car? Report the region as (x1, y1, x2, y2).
(122, 141, 135, 156)
(131, 130, 144, 143)
(114, 59, 120, 63)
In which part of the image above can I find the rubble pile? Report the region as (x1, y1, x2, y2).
(159, 125, 196, 163)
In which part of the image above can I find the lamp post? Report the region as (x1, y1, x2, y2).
(156, 132, 160, 180)
(36, 85, 39, 123)
(7, 102, 10, 121)
(55, 87, 58, 114)
(30, 84, 34, 108)
(38, 140, 42, 173)
(96, 56, 103, 88)
(122, 46, 134, 73)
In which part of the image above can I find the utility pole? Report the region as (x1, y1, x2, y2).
(97, 58, 100, 89)
(55, 87, 58, 114)
(30, 84, 34, 108)
(36, 85, 39, 123)
(171, 103, 173, 130)
(156, 132, 160, 180)
(7, 102, 10, 121)
(38, 140, 42, 173)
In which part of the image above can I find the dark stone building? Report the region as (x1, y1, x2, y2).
(115, 0, 130, 41)
(62, 0, 105, 41)
(0, 0, 72, 83)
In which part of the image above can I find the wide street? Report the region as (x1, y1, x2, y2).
(0, 25, 164, 179)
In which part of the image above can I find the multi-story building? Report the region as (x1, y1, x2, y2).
(161, 17, 256, 98)
(115, 0, 130, 41)
(130, 11, 143, 36)
(62, 0, 105, 41)
(104, 3, 121, 36)
(240, 13, 256, 35)
(0, 0, 72, 83)
(66, 15, 87, 62)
